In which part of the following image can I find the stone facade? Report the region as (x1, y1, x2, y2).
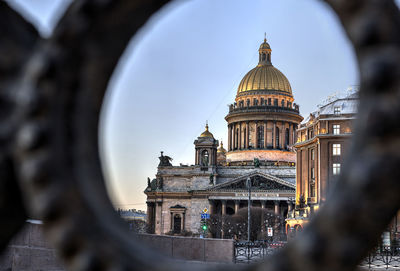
(145, 38, 302, 238)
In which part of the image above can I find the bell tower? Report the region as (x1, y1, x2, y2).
(194, 123, 218, 168)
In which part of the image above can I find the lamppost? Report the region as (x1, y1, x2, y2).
(247, 177, 251, 242)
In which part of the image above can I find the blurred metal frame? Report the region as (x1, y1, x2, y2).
(0, 0, 399, 270)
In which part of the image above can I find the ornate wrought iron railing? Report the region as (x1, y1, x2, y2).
(361, 246, 400, 270)
(235, 242, 400, 269)
(234, 241, 285, 264)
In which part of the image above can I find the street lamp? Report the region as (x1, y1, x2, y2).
(246, 177, 251, 242)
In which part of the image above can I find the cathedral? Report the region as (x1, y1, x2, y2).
(145, 38, 303, 237)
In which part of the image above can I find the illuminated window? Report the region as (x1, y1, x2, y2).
(334, 106, 341, 115)
(333, 163, 341, 175)
(332, 143, 341, 156)
(310, 183, 315, 197)
(333, 124, 340, 135)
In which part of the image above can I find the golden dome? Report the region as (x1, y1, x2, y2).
(237, 37, 292, 95)
(217, 141, 227, 153)
(237, 65, 292, 94)
(199, 124, 214, 138)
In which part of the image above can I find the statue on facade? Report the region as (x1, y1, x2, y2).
(157, 177, 163, 190)
(209, 173, 214, 185)
(253, 158, 260, 168)
(147, 177, 151, 188)
(201, 155, 209, 167)
(158, 151, 172, 167)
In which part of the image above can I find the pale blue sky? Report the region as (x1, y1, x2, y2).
(8, 0, 400, 210)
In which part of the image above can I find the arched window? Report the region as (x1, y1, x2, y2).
(201, 150, 209, 166)
(275, 127, 280, 148)
(246, 99, 250, 107)
(257, 126, 264, 149)
(285, 128, 290, 149)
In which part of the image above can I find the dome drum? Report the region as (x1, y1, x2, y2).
(224, 37, 303, 163)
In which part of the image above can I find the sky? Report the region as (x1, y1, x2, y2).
(7, 0, 400, 211)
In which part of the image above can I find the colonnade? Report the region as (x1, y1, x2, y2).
(208, 199, 294, 217)
(227, 121, 297, 151)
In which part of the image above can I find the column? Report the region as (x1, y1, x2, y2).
(221, 200, 227, 215)
(209, 200, 215, 215)
(233, 124, 236, 150)
(289, 123, 293, 146)
(228, 125, 231, 151)
(264, 121, 267, 149)
(279, 121, 285, 149)
(273, 121, 276, 149)
(274, 200, 280, 216)
(239, 122, 242, 150)
(261, 201, 266, 232)
(287, 200, 293, 212)
(146, 202, 154, 233)
(246, 122, 249, 149)
(255, 121, 258, 149)
(234, 200, 240, 214)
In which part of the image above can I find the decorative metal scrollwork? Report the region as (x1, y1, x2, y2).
(0, 1, 399, 271)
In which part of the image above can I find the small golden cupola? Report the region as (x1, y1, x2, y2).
(217, 141, 227, 153)
(217, 141, 227, 166)
(258, 34, 272, 65)
(194, 123, 218, 168)
(199, 123, 214, 138)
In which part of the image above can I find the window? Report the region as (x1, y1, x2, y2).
(309, 183, 315, 197)
(201, 150, 209, 166)
(247, 99, 250, 106)
(275, 127, 280, 148)
(311, 149, 315, 160)
(332, 143, 341, 156)
(281, 99, 285, 107)
(257, 126, 264, 149)
(268, 98, 271, 105)
(309, 129, 314, 139)
(334, 106, 341, 115)
(311, 167, 315, 179)
(333, 163, 341, 175)
(262, 53, 266, 61)
(274, 99, 278, 106)
(333, 124, 340, 135)
(260, 98, 264, 105)
(253, 98, 258, 106)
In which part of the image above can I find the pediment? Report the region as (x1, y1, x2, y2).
(209, 172, 295, 192)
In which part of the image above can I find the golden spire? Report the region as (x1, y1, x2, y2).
(199, 121, 214, 138)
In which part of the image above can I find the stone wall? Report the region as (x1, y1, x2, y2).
(137, 234, 234, 263)
(0, 221, 64, 271)
(0, 223, 235, 270)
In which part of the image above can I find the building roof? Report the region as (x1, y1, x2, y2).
(301, 90, 359, 125)
(237, 39, 292, 95)
(199, 124, 214, 138)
